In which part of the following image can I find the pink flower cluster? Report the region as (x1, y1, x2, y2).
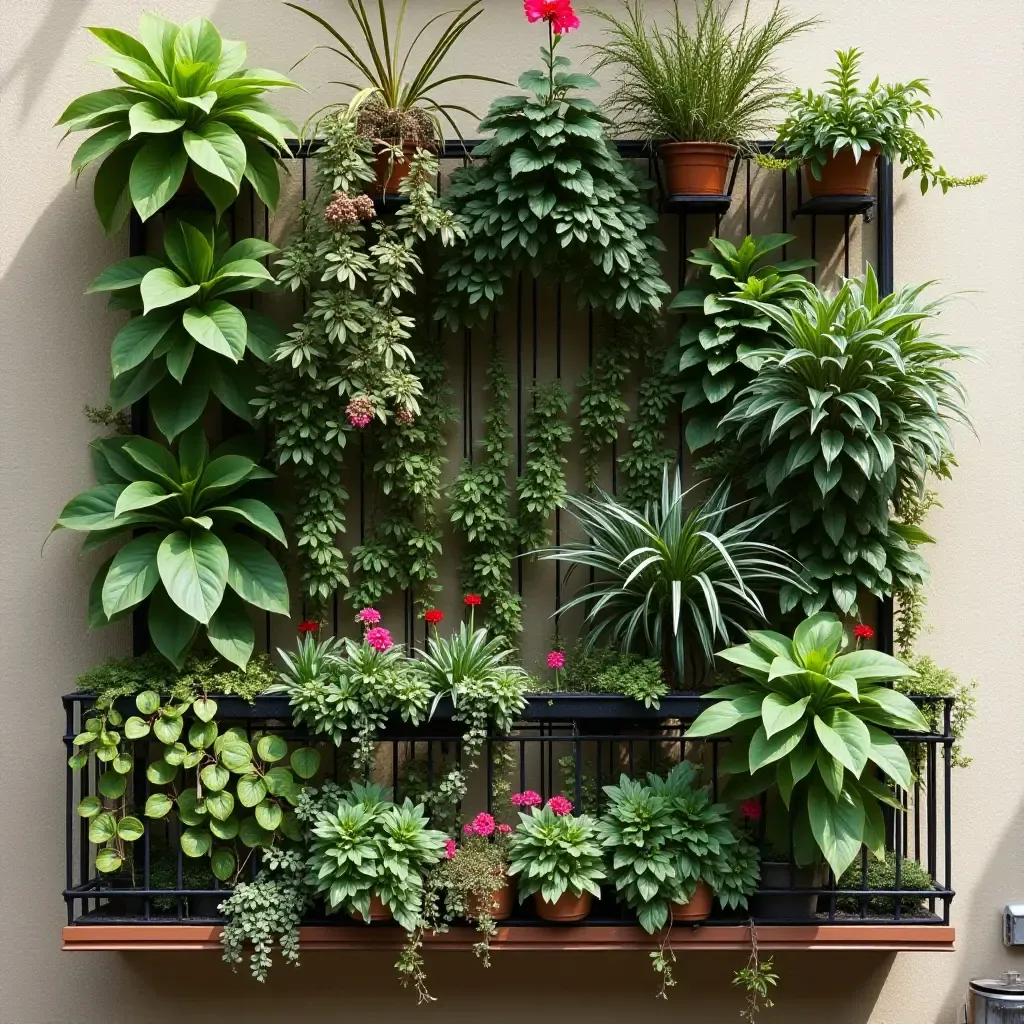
(497, 823, 512, 834)
(395, 407, 415, 427)
(547, 650, 565, 670)
(325, 190, 376, 226)
(444, 838, 457, 860)
(511, 790, 542, 808)
(524, 0, 580, 34)
(547, 795, 573, 816)
(365, 626, 393, 652)
(346, 396, 374, 429)
(358, 607, 382, 625)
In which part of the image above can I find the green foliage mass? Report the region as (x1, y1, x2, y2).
(836, 851, 936, 915)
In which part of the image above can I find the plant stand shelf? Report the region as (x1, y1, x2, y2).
(793, 195, 876, 219)
(63, 923, 955, 953)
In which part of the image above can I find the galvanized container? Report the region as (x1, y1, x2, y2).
(967, 971, 1024, 1022)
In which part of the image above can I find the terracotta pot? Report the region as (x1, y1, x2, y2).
(533, 889, 592, 923)
(353, 894, 393, 923)
(469, 877, 514, 922)
(374, 142, 420, 195)
(670, 880, 714, 922)
(804, 147, 880, 197)
(659, 142, 737, 196)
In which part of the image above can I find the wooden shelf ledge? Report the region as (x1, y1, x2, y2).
(63, 923, 955, 953)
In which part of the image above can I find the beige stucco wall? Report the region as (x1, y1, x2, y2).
(2, 1, 1022, 1021)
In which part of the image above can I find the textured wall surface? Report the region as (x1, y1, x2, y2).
(1, 1, 1021, 1021)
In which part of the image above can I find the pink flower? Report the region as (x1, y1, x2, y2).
(325, 191, 375, 226)
(547, 795, 573, 816)
(740, 798, 763, 821)
(547, 650, 565, 670)
(524, 0, 580, 34)
(463, 823, 474, 836)
(444, 838, 457, 860)
(358, 607, 382, 625)
(471, 812, 496, 837)
(365, 627, 393, 652)
(511, 790, 542, 808)
(346, 396, 374, 429)
(395, 407, 415, 427)
(497, 823, 512, 834)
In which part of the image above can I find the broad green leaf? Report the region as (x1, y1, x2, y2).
(95, 848, 123, 873)
(201, 762, 230, 792)
(290, 747, 320, 780)
(56, 484, 123, 531)
(236, 773, 267, 807)
(858, 687, 930, 732)
(148, 585, 197, 668)
(255, 801, 282, 831)
(136, 690, 160, 714)
(182, 301, 247, 360)
(793, 612, 844, 667)
(238, 816, 272, 848)
(89, 812, 118, 844)
(761, 693, 810, 738)
(789, 738, 816, 785)
(57, 87, 135, 127)
(865, 725, 913, 789)
(176, 788, 207, 826)
(183, 122, 246, 188)
(242, 135, 281, 209)
(188, 720, 218, 749)
(174, 17, 223, 67)
(208, 499, 286, 546)
(110, 311, 177, 376)
(813, 711, 867, 776)
(128, 99, 185, 137)
(807, 779, 866, 877)
(77, 796, 102, 818)
(101, 532, 163, 617)
(152, 714, 182, 744)
(685, 694, 763, 738)
(748, 719, 806, 773)
(130, 134, 188, 221)
(196, 454, 257, 498)
(138, 12, 179, 79)
(98, 769, 127, 799)
(113, 480, 174, 519)
(124, 716, 150, 740)
(832, 650, 918, 685)
(193, 696, 218, 722)
(94, 141, 139, 235)
(224, 532, 290, 615)
(157, 530, 228, 624)
(144, 793, 173, 818)
(746, 630, 794, 661)
(149, 373, 210, 441)
(264, 766, 294, 796)
(88, 256, 163, 294)
(816, 746, 844, 799)
(109, 358, 167, 410)
(210, 815, 240, 841)
(180, 827, 213, 858)
(218, 738, 253, 773)
(211, 848, 236, 882)
(163, 741, 187, 766)
(117, 816, 145, 842)
(256, 734, 287, 763)
(141, 266, 199, 314)
(205, 789, 235, 821)
(181, 220, 215, 282)
(122, 436, 180, 484)
(207, 585, 255, 668)
(191, 163, 237, 220)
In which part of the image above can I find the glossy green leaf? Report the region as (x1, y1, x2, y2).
(140, 266, 199, 314)
(289, 747, 320, 780)
(144, 793, 174, 818)
(77, 796, 103, 819)
(148, 585, 197, 668)
(117, 816, 145, 842)
(182, 301, 247, 360)
(211, 848, 236, 882)
(224, 532, 289, 615)
(236, 773, 267, 807)
(180, 827, 213, 858)
(130, 134, 188, 221)
(157, 530, 228, 624)
(128, 99, 185, 137)
(136, 690, 160, 714)
(256, 734, 287, 763)
(183, 122, 246, 188)
(205, 789, 235, 821)
(89, 812, 118, 844)
(254, 801, 282, 831)
(95, 848, 123, 873)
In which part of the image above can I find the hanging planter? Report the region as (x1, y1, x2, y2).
(804, 146, 879, 197)
(659, 142, 737, 196)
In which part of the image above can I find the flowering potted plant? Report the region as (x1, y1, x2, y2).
(774, 48, 985, 197)
(589, 0, 815, 196)
(508, 793, 605, 921)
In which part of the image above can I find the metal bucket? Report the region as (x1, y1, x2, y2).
(966, 972, 1024, 1022)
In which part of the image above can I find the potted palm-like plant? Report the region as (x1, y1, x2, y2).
(775, 48, 985, 197)
(287, 0, 505, 193)
(589, 0, 815, 196)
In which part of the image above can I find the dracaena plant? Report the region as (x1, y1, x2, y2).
(667, 233, 814, 451)
(508, 804, 606, 905)
(718, 268, 970, 616)
(87, 216, 283, 441)
(57, 14, 298, 232)
(686, 613, 928, 877)
(539, 466, 807, 685)
(53, 424, 289, 669)
(774, 48, 985, 194)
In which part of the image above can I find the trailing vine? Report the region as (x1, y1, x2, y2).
(517, 379, 573, 551)
(448, 341, 522, 641)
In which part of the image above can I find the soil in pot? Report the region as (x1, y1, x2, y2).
(374, 142, 420, 195)
(469, 876, 514, 922)
(753, 861, 826, 921)
(670, 880, 714, 922)
(533, 889, 592, 923)
(352, 894, 393, 923)
(659, 142, 737, 196)
(805, 146, 879, 197)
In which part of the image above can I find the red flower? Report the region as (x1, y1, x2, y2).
(740, 798, 763, 821)
(853, 624, 875, 639)
(424, 609, 444, 625)
(524, 0, 580, 34)
(463, 594, 482, 607)
(297, 621, 319, 635)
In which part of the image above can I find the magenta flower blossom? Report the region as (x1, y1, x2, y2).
(497, 823, 512, 834)
(547, 795, 573, 816)
(358, 607, 382, 625)
(463, 823, 474, 836)
(365, 627, 393, 652)
(511, 790, 542, 808)
(346, 396, 374, 429)
(547, 650, 565, 670)
(471, 812, 496, 837)
(444, 838, 457, 860)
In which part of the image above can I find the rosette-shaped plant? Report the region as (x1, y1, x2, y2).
(667, 233, 814, 451)
(437, 40, 669, 326)
(718, 268, 969, 615)
(508, 805, 605, 905)
(88, 216, 282, 440)
(57, 14, 297, 231)
(686, 613, 927, 876)
(53, 425, 288, 668)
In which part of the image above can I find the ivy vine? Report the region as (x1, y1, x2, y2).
(517, 379, 572, 551)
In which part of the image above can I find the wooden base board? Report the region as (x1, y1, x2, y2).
(63, 923, 956, 953)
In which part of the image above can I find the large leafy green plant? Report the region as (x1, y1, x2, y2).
(718, 268, 970, 616)
(539, 467, 806, 683)
(306, 782, 446, 929)
(88, 217, 282, 440)
(436, 38, 669, 326)
(775, 48, 984, 193)
(508, 804, 606, 905)
(686, 613, 927, 876)
(588, 0, 815, 145)
(667, 233, 813, 451)
(57, 14, 298, 232)
(53, 426, 289, 668)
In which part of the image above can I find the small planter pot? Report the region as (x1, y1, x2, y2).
(469, 876, 514, 922)
(804, 147, 880, 197)
(670, 880, 714, 923)
(659, 142, 737, 196)
(754, 862, 826, 922)
(104, 874, 146, 917)
(353, 894, 393, 923)
(533, 889, 592, 923)
(374, 142, 420, 195)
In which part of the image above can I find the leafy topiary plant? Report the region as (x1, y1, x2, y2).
(836, 852, 936, 916)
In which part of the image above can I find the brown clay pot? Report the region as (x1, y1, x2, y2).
(670, 880, 714, 922)
(804, 146, 880, 197)
(659, 142, 737, 196)
(534, 889, 592, 923)
(469, 877, 514, 922)
(353, 894, 392, 923)
(374, 142, 420, 195)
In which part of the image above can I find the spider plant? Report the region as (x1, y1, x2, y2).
(286, 0, 505, 142)
(587, 0, 817, 146)
(538, 467, 807, 684)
